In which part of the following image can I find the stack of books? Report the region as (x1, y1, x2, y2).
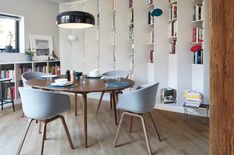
(184, 90, 202, 107)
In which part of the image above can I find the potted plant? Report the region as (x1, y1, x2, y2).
(25, 50, 35, 61)
(5, 31, 14, 53)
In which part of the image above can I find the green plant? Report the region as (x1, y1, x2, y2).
(6, 31, 14, 46)
(25, 50, 35, 56)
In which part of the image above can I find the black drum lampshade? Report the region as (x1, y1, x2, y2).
(56, 11, 95, 29)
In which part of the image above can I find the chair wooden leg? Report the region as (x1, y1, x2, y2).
(110, 93, 113, 109)
(113, 112, 126, 147)
(129, 116, 134, 132)
(75, 93, 78, 116)
(59, 115, 75, 149)
(17, 119, 33, 155)
(39, 121, 42, 134)
(140, 115, 152, 155)
(115, 92, 119, 102)
(96, 91, 105, 114)
(40, 122, 47, 155)
(9, 81, 15, 111)
(148, 112, 161, 142)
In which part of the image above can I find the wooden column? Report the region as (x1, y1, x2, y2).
(210, 0, 234, 154)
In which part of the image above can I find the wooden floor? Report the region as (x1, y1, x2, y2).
(0, 96, 209, 155)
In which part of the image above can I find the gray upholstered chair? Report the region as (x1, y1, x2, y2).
(96, 70, 129, 114)
(17, 87, 74, 155)
(20, 71, 47, 118)
(113, 83, 161, 155)
(21, 71, 46, 87)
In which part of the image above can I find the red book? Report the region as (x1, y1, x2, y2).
(192, 27, 196, 42)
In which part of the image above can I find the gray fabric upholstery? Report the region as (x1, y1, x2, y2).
(18, 87, 71, 120)
(101, 70, 129, 80)
(21, 71, 46, 87)
(117, 83, 159, 114)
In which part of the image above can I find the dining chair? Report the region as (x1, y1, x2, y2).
(96, 70, 129, 114)
(21, 71, 46, 87)
(17, 87, 74, 155)
(113, 82, 161, 155)
(21, 71, 47, 118)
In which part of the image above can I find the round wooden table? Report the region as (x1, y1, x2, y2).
(26, 78, 134, 148)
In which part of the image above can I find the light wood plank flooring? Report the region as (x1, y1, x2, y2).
(0, 96, 209, 155)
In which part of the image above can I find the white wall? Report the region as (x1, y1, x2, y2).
(58, 0, 210, 115)
(0, 0, 60, 58)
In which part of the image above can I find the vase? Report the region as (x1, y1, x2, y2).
(26, 55, 32, 61)
(5, 45, 12, 53)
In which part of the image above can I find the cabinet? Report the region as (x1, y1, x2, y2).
(0, 60, 60, 102)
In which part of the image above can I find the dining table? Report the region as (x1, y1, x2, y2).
(26, 77, 135, 148)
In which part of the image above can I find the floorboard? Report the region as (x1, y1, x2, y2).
(0, 95, 209, 155)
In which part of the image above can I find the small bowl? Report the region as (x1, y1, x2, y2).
(55, 78, 68, 85)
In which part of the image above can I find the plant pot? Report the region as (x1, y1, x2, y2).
(26, 55, 33, 61)
(5, 45, 13, 53)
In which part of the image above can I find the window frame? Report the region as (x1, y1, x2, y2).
(0, 14, 20, 53)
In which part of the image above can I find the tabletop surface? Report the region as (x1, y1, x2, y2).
(26, 78, 135, 94)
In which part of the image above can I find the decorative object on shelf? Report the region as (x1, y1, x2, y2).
(67, 34, 77, 42)
(48, 50, 58, 60)
(151, 8, 163, 17)
(24, 50, 35, 61)
(191, 45, 203, 64)
(161, 88, 177, 103)
(56, 11, 95, 29)
(5, 31, 14, 53)
(29, 34, 53, 58)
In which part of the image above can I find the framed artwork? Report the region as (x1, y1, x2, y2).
(29, 34, 53, 56)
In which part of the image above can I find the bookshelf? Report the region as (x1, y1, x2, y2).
(191, 0, 208, 104)
(192, 0, 204, 65)
(112, 0, 116, 69)
(128, 0, 134, 80)
(168, 0, 177, 54)
(0, 59, 60, 103)
(147, 0, 155, 83)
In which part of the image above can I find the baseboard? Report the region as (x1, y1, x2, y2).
(155, 103, 209, 117)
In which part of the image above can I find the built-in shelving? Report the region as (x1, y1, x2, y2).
(0, 59, 60, 103)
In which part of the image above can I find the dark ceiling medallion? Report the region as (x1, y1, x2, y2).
(56, 11, 95, 29)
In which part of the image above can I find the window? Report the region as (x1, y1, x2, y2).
(0, 14, 20, 53)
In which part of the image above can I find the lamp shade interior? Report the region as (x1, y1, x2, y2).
(56, 11, 95, 29)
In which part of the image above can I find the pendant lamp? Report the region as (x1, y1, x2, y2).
(56, 11, 95, 29)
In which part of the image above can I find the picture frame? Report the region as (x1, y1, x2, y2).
(29, 34, 53, 56)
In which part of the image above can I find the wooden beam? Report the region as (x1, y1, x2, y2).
(210, 0, 234, 154)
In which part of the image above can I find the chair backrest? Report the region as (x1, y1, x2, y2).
(117, 82, 159, 113)
(18, 87, 71, 120)
(21, 71, 46, 87)
(102, 70, 129, 79)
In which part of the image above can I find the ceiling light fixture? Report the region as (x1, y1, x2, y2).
(56, 11, 95, 29)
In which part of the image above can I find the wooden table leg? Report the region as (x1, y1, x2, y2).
(82, 93, 88, 148)
(112, 91, 118, 125)
(75, 93, 78, 116)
